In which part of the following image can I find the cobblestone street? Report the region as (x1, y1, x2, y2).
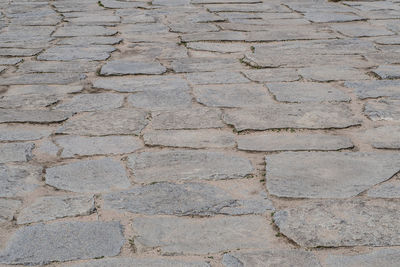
(0, 0, 400, 266)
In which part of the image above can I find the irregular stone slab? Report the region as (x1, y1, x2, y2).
(222, 250, 321, 267)
(171, 57, 239, 73)
(267, 82, 350, 103)
(0, 110, 72, 123)
(133, 216, 271, 254)
(345, 80, 400, 99)
(361, 126, 400, 149)
(100, 61, 166, 76)
(45, 158, 131, 193)
(0, 125, 51, 141)
(56, 109, 148, 136)
(375, 36, 400, 45)
(181, 31, 247, 42)
(17, 195, 94, 224)
(186, 71, 248, 85)
(273, 199, 400, 247)
(247, 27, 335, 42)
(331, 22, 394, 37)
(222, 104, 360, 131)
(0, 199, 22, 222)
(58, 36, 122, 45)
(169, 22, 218, 33)
(152, 108, 224, 130)
(0, 66, 6, 73)
(0, 142, 34, 163)
(56, 135, 143, 158)
(144, 130, 235, 148)
(194, 84, 272, 107)
(299, 66, 370, 81)
(367, 179, 400, 198)
(243, 68, 300, 82)
(37, 45, 115, 61)
(127, 89, 192, 110)
(0, 73, 84, 85)
(0, 57, 22, 65)
(0, 48, 42, 56)
(0, 164, 40, 197)
(266, 152, 400, 198)
(5, 85, 83, 96)
(0, 221, 124, 265)
(18, 61, 99, 73)
(67, 15, 121, 25)
(35, 139, 59, 160)
(186, 42, 248, 53)
(53, 26, 117, 37)
(55, 93, 124, 112)
(0, 94, 59, 109)
(127, 150, 253, 183)
(364, 99, 400, 121)
(67, 257, 210, 267)
(372, 65, 400, 79)
(323, 248, 400, 267)
(304, 12, 362, 23)
(238, 134, 353, 152)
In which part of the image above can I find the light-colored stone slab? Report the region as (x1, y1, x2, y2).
(37, 45, 115, 61)
(299, 66, 370, 81)
(0, 110, 72, 123)
(5, 85, 83, 96)
(0, 125, 51, 141)
(323, 249, 400, 267)
(67, 257, 210, 267)
(0, 142, 34, 163)
(100, 61, 166, 76)
(186, 71, 249, 84)
(367, 179, 400, 198)
(55, 93, 124, 112)
(372, 65, 400, 79)
(331, 22, 394, 37)
(364, 99, 400, 121)
(360, 126, 400, 149)
(0, 164, 40, 197)
(53, 26, 117, 37)
(345, 80, 400, 99)
(171, 57, 239, 73)
(127, 89, 192, 110)
(0, 199, 22, 222)
(242, 68, 300, 82)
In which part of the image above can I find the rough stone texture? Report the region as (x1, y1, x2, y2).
(0, 221, 124, 265)
(133, 216, 271, 254)
(100, 61, 166, 75)
(0, 164, 40, 197)
(243, 68, 300, 82)
(186, 71, 249, 84)
(222, 250, 321, 267)
(331, 22, 394, 37)
(360, 126, 400, 149)
(45, 158, 131, 193)
(364, 99, 400, 121)
(299, 66, 370, 81)
(127, 89, 192, 110)
(0, 110, 72, 123)
(372, 65, 400, 79)
(56, 109, 148, 136)
(266, 152, 400, 198)
(144, 130, 236, 148)
(0, 142, 35, 163)
(171, 58, 240, 73)
(0, 199, 22, 222)
(237, 134, 353, 151)
(53, 26, 117, 37)
(273, 199, 400, 247)
(37, 45, 115, 61)
(54, 93, 124, 112)
(56, 135, 143, 157)
(367, 179, 400, 198)
(345, 80, 400, 100)
(67, 257, 210, 267)
(127, 150, 253, 183)
(17, 195, 95, 224)
(323, 249, 400, 267)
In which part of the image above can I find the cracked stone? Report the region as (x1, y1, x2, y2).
(345, 80, 400, 99)
(0, 110, 72, 123)
(364, 99, 400, 121)
(100, 61, 166, 76)
(55, 93, 124, 112)
(0, 199, 22, 222)
(0, 142, 34, 163)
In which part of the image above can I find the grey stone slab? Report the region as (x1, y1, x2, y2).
(133, 216, 271, 254)
(375, 36, 400, 45)
(127, 89, 192, 110)
(323, 249, 400, 267)
(100, 0, 147, 8)
(67, 257, 210, 267)
(144, 129, 235, 148)
(0, 57, 22, 65)
(194, 84, 272, 107)
(181, 31, 247, 42)
(364, 99, 400, 121)
(100, 61, 166, 76)
(0, 94, 59, 109)
(267, 82, 350, 103)
(53, 26, 117, 37)
(331, 22, 394, 37)
(299, 66, 370, 81)
(152, 108, 224, 130)
(58, 36, 122, 45)
(0, 221, 124, 265)
(372, 65, 400, 79)
(273, 199, 400, 247)
(35, 138, 59, 160)
(186, 42, 248, 53)
(304, 12, 363, 23)
(247, 27, 336, 42)
(5, 85, 83, 96)
(205, 3, 288, 12)
(45, 158, 131, 193)
(0, 73, 84, 85)
(0, 110, 72, 123)
(0, 199, 22, 222)
(17, 195, 94, 224)
(126, 42, 188, 60)
(0, 142, 34, 163)
(67, 15, 120, 25)
(192, 0, 261, 3)
(238, 134, 353, 152)
(56, 109, 148, 136)
(222, 104, 361, 131)
(169, 22, 218, 33)
(171, 57, 240, 73)
(0, 48, 42, 56)
(0, 164, 40, 197)
(367, 179, 400, 198)
(0, 125, 51, 141)
(120, 23, 169, 35)
(127, 150, 253, 183)
(55, 93, 124, 112)
(0, 66, 6, 73)
(37, 45, 115, 61)
(56, 135, 143, 158)
(266, 152, 400, 198)
(186, 71, 249, 85)
(243, 69, 300, 83)
(361, 126, 400, 149)
(222, 250, 321, 267)
(18, 61, 99, 73)
(345, 80, 400, 99)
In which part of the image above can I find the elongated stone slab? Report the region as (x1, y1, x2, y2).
(45, 158, 131, 193)
(266, 152, 400, 198)
(0, 110, 71, 123)
(273, 199, 400, 247)
(18, 61, 99, 73)
(127, 150, 253, 183)
(0, 199, 22, 222)
(222, 104, 361, 131)
(372, 65, 400, 79)
(367, 179, 400, 198)
(37, 45, 115, 61)
(53, 26, 117, 37)
(344, 80, 400, 100)
(171, 57, 240, 73)
(5, 85, 83, 96)
(133, 216, 271, 254)
(0, 142, 34, 163)
(186, 71, 249, 85)
(361, 126, 400, 149)
(323, 249, 400, 267)
(127, 89, 192, 110)
(17, 195, 95, 224)
(243, 68, 300, 82)
(0, 164, 40, 197)
(299, 66, 370, 81)
(0, 73, 83, 85)
(54, 93, 124, 112)
(364, 99, 400, 121)
(100, 61, 166, 75)
(0, 221, 124, 265)
(67, 257, 210, 267)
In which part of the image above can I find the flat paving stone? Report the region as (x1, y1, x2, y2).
(0, 221, 124, 265)
(37, 45, 115, 61)
(222, 250, 321, 267)
(100, 61, 166, 76)
(304, 12, 362, 23)
(186, 71, 249, 85)
(0, 199, 22, 222)
(364, 99, 400, 121)
(299, 66, 370, 81)
(0, 142, 34, 163)
(144, 129, 236, 148)
(132, 216, 271, 254)
(127, 89, 192, 110)
(67, 257, 210, 267)
(267, 82, 350, 103)
(0, 73, 84, 85)
(266, 152, 400, 198)
(0, 94, 59, 109)
(171, 57, 239, 73)
(186, 42, 248, 53)
(0, 164, 40, 197)
(127, 150, 253, 183)
(58, 36, 122, 45)
(0, 110, 72, 123)
(55, 93, 124, 112)
(361, 126, 400, 149)
(222, 104, 361, 131)
(372, 65, 400, 79)
(53, 26, 117, 37)
(5, 85, 83, 96)
(0, 48, 42, 56)
(273, 199, 400, 247)
(18, 61, 99, 73)
(243, 68, 300, 82)
(17, 195, 95, 224)
(45, 158, 131, 193)
(0, 125, 51, 141)
(56, 109, 148, 136)
(367, 179, 400, 198)
(56, 135, 143, 158)
(0, 57, 22, 65)
(331, 22, 394, 37)
(238, 133, 353, 152)
(345, 80, 400, 99)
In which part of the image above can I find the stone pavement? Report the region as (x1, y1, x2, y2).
(0, 0, 400, 265)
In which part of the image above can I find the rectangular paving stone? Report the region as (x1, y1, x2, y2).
(0, 142, 34, 163)
(5, 85, 83, 96)
(0, 221, 124, 265)
(367, 179, 400, 198)
(186, 71, 249, 85)
(0, 57, 22, 65)
(361, 126, 400, 149)
(246, 26, 336, 42)
(171, 57, 240, 73)
(133, 216, 271, 254)
(0, 73, 84, 85)
(331, 22, 395, 37)
(67, 257, 210, 267)
(303, 12, 363, 23)
(58, 36, 122, 45)
(54, 93, 124, 112)
(243, 68, 300, 82)
(0, 48, 42, 56)
(0, 125, 52, 141)
(364, 99, 400, 121)
(186, 42, 248, 53)
(345, 80, 400, 99)
(0, 199, 22, 222)
(0, 94, 59, 109)
(127, 150, 253, 183)
(18, 61, 100, 73)
(298, 66, 370, 81)
(0, 164, 40, 197)
(100, 61, 166, 76)
(127, 89, 192, 110)
(0, 110, 72, 123)
(181, 31, 247, 42)
(53, 25, 117, 37)
(37, 45, 115, 61)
